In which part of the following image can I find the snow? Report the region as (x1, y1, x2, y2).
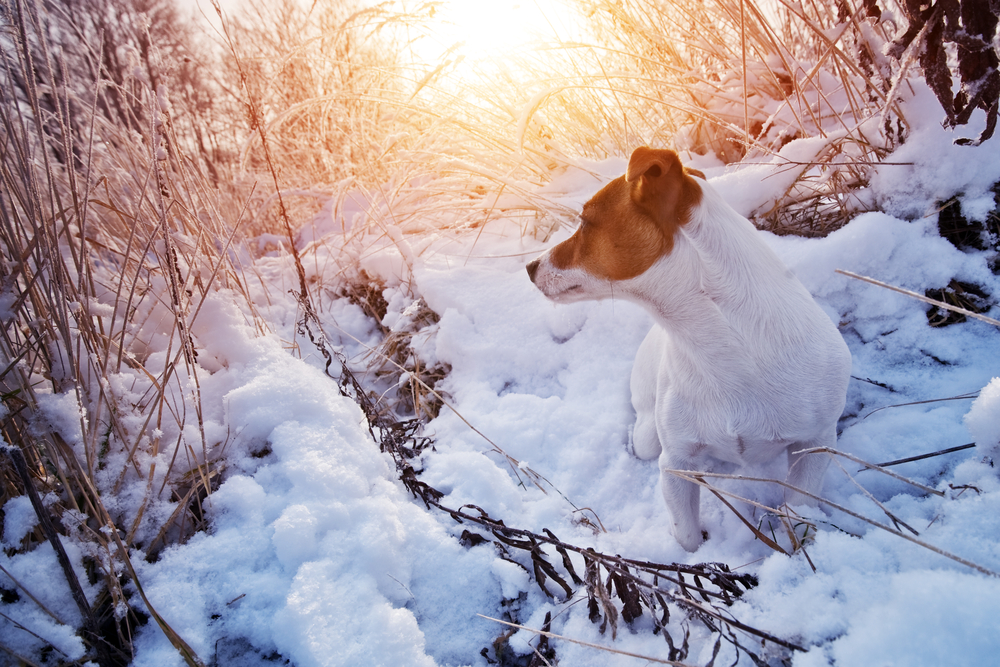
(2, 495, 40, 549)
(5, 87, 1000, 667)
(966, 378, 1000, 460)
(120, 296, 501, 667)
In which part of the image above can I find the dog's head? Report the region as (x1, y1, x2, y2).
(526, 146, 703, 302)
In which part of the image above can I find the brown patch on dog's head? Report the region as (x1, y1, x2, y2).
(549, 147, 703, 281)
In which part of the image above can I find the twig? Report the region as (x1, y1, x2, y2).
(327, 318, 557, 495)
(862, 392, 979, 419)
(477, 614, 697, 666)
(0, 639, 42, 667)
(795, 446, 944, 496)
(704, 485, 789, 555)
(106, 522, 207, 667)
(664, 468, 999, 578)
(0, 609, 68, 658)
(0, 563, 66, 625)
(836, 270, 1000, 327)
(873, 443, 976, 468)
(827, 456, 920, 536)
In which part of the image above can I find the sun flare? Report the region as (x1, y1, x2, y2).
(418, 0, 581, 63)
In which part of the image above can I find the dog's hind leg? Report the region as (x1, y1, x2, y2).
(659, 451, 704, 551)
(785, 435, 833, 506)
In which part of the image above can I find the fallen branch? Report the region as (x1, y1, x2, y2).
(329, 358, 804, 659)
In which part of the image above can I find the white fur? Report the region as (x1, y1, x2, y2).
(530, 178, 852, 551)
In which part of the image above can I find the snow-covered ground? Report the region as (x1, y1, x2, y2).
(4, 85, 1000, 666)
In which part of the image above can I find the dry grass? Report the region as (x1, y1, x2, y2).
(212, 0, 938, 248)
(0, 1, 261, 663)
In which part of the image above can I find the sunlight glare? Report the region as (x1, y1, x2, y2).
(421, 0, 576, 62)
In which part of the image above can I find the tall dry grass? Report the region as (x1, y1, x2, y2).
(220, 0, 926, 251)
(0, 0, 260, 664)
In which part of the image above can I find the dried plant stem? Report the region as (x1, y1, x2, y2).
(863, 392, 980, 420)
(704, 486, 790, 555)
(327, 319, 556, 494)
(0, 563, 65, 625)
(796, 446, 945, 497)
(0, 609, 69, 659)
(664, 468, 999, 578)
(874, 443, 976, 468)
(836, 270, 1000, 327)
(827, 455, 921, 536)
(477, 614, 696, 666)
(106, 522, 207, 667)
(5, 446, 111, 667)
(740, 0, 749, 150)
(0, 639, 42, 667)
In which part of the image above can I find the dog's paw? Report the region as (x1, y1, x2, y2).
(673, 525, 706, 552)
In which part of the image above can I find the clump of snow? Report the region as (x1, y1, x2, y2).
(965, 378, 1000, 461)
(871, 83, 1000, 221)
(709, 132, 843, 217)
(34, 391, 85, 445)
(1, 494, 39, 549)
(0, 537, 92, 662)
(125, 294, 502, 667)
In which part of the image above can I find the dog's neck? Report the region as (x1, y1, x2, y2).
(621, 183, 803, 346)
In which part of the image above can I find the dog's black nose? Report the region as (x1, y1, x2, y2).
(525, 258, 540, 283)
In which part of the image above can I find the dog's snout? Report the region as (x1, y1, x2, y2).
(525, 258, 541, 283)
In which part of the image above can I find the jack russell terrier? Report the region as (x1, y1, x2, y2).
(526, 146, 851, 551)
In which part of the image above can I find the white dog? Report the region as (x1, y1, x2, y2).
(526, 146, 851, 551)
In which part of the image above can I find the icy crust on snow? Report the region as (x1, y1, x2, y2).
(125, 295, 501, 667)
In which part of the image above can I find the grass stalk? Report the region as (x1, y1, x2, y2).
(837, 270, 1000, 327)
(6, 445, 111, 666)
(664, 468, 999, 577)
(478, 614, 696, 666)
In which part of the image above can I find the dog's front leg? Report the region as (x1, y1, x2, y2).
(629, 327, 665, 460)
(658, 451, 704, 551)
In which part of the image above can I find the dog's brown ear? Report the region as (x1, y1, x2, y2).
(625, 146, 700, 227)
